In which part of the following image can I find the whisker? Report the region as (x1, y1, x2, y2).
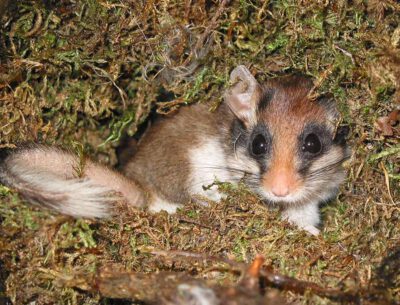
(192, 165, 259, 177)
(233, 132, 243, 159)
(307, 156, 348, 179)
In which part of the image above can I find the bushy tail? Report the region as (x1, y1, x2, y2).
(0, 144, 145, 218)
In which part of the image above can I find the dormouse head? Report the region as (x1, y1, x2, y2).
(225, 65, 350, 206)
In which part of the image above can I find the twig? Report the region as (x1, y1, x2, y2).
(149, 250, 364, 302)
(379, 161, 395, 204)
(259, 268, 359, 302)
(334, 44, 355, 65)
(55, 257, 284, 305)
(52, 250, 386, 304)
(368, 145, 400, 162)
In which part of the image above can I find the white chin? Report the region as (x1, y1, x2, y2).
(257, 186, 338, 206)
(258, 189, 305, 205)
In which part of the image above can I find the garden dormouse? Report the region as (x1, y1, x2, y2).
(0, 66, 350, 235)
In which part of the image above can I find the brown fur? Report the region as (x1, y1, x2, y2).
(123, 103, 234, 204)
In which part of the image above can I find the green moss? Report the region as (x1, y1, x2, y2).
(0, 0, 399, 304)
(57, 220, 97, 249)
(233, 237, 250, 262)
(102, 106, 136, 145)
(266, 33, 289, 54)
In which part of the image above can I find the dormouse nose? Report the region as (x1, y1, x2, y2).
(263, 168, 299, 198)
(270, 172, 291, 197)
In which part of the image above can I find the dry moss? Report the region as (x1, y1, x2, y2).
(0, 0, 399, 304)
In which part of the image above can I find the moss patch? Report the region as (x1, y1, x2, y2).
(0, 0, 399, 304)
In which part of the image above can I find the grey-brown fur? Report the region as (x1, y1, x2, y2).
(124, 103, 234, 204)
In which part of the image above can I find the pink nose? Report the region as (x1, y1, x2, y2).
(269, 171, 292, 197)
(271, 184, 290, 197)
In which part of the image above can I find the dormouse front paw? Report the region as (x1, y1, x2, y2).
(281, 202, 321, 236)
(302, 225, 320, 236)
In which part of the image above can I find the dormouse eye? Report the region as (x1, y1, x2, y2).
(302, 133, 322, 154)
(252, 134, 268, 156)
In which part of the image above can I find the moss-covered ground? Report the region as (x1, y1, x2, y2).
(0, 0, 399, 304)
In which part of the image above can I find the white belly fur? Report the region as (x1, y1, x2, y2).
(187, 138, 233, 201)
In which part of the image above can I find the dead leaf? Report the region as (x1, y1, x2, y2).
(375, 109, 399, 136)
(375, 116, 393, 136)
(388, 109, 399, 125)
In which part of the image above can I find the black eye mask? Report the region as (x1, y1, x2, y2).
(295, 123, 333, 175)
(299, 124, 332, 156)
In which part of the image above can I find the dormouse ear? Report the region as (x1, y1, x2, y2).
(317, 94, 349, 145)
(333, 125, 350, 145)
(224, 65, 261, 127)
